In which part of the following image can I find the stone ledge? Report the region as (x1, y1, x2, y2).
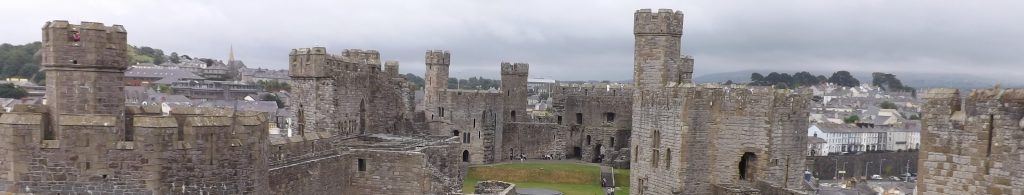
(40, 140, 60, 149)
(58, 114, 116, 126)
(115, 141, 134, 150)
(0, 113, 42, 125)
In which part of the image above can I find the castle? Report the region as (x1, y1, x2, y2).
(0, 20, 462, 195)
(0, 8, 826, 194)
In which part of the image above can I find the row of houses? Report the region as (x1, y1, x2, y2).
(807, 123, 921, 156)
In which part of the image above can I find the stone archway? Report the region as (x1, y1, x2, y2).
(739, 152, 757, 180)
(593, 144, 604, 163)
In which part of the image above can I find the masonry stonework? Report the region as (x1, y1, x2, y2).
(917, 88, 1024, 195)
(628, 9, 810, 195)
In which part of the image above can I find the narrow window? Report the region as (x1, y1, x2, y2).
(610, 137, 615, 147)
(175, 115, 186, 141)
(652, 130, 661, 148)
(576, 113, 583, 125)
(124, 114, 134, 141)
(511, 111, 517, 122)
(666, 149, 672, 169)
(605, 112, 615, 122)
(42, 114, 55, 140)
(473, 119, 476, 128)
(586, 135, 591, 145)
(652, 149, 660, 167)
(557, 116, 562, 124)
(987, 114, 995, 157)
(358, 159, 366, 171)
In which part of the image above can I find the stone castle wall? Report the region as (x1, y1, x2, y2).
(917, 88, 1024, 195)
(630, 85, 810, 195)
(629, 8, 810, 195)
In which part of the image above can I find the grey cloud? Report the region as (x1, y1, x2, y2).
(2, 0, 1021, 81)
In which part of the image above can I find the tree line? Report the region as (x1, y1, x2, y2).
(401, 73, 501, 90)
(749, 70, 914, 93)
(750, 71, 860, 88)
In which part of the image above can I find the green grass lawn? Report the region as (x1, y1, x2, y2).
(463, 162, 630, 195)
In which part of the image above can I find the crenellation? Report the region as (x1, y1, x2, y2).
(917, 88, 1024, 195)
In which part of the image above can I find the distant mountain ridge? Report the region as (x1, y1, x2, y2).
(694, 70, 1024, 89)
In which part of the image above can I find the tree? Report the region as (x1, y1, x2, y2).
(871, 72, 914, 92)
(724, 80, 734, 85)
(879, 101, 898, 109)
(402, 73, 425, 89)
(0, 83, 28, 99)
(843, 115, 860, 124)
(750, 73, 764, 84)
(828, 71, 860, 87)
(259, 93, 285, 108)
(169, 52, 181, 64)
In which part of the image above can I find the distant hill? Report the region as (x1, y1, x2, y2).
(694, 70, 1024, 90)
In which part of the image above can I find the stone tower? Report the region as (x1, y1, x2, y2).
(633, 9, 689, 90)
(41, 20, 128, 116)
(424, 50, 450, 109)
(385, 60, 400, 78)
(288, 47, 336, 136)
(40, 21, 129, 141)
(500, 62, 529, 122)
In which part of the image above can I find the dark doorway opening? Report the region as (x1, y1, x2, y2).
(462, 150, 470, 162)
(593, 144, 603, 163)
(739, 152, 757, 180)
(573, 147, 582, 160)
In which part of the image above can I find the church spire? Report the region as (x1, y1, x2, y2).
(229, 44, 235, 63)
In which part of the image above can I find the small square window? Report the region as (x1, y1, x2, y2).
(358, 159, 366, 171)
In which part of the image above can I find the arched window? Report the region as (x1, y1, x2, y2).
(586, 135, 591, 145)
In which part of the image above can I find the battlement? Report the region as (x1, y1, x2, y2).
(41, 20, 129, 71)
(342, 49, 381, 65)
(500, 62, 529, 75)
(425, 50, 451, 66)
(384, 60, 400, 77)
(289, 47, 331, 78)
(634, 9, 684, 36)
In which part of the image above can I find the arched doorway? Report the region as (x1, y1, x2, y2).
(463, 150, 470, 162)
(739, 152, 757, 180)
(593, 144, 603, 163)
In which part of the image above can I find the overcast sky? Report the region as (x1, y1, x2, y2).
(3, 0, 1022, 81)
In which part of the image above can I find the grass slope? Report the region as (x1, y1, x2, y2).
(464, 162, 630, 195)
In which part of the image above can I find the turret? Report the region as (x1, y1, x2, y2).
(501, 62, 529, 122)
(385, 60, 400, 78)
(41, 20, 129, 122)
(423, 50, 451, 108)
(633, 9, 688, 90)
(342, 49, 382, 73)
(288, 47, 329, 78)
